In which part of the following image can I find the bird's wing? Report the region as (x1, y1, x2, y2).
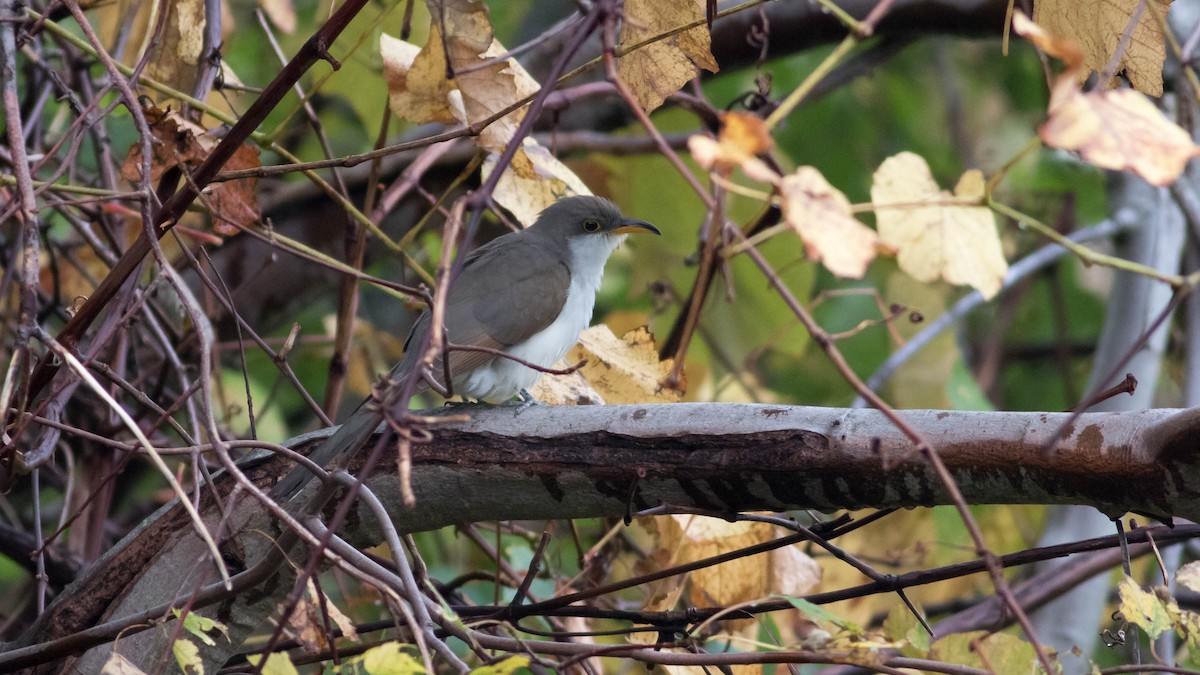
(398, 236, 570, 391)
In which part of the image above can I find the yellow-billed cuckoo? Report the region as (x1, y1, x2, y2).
(270, 195, 658, 500)
(399, 194, 659, 403)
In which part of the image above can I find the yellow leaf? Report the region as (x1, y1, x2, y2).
(359, 642, 426, 675)
(102, 653, 149, 675)
(671, 516, 773, 607)
(870, 152, 1007, 299)
(930, 631, 1048, 671)
(1041, 86, 1197, 187)
(472, 656, 529, 675)
(529, 325, 682, 405)
(435, 0, 539, 154)
(577, 325, 682, 403)
(1032, 0, 1172, 96)
(1014, 11, 1197, 186)
(381, 31, 459, 125)
(483, 142, 592, 226)
(1118, 576, 1173, 638)
(173, 607, 228, 647)
(781, 167, 880, 279)
(385, 3, 590, 225)
(172, 638, 202, 674)
(1165, 600, 1200, 649)
(617, 0, 718, 112)
(246, 652, 301, 675)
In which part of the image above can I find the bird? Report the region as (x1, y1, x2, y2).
(398, 194, 660, 403)
(269, 195, 658, 500)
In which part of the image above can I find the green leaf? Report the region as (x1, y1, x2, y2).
(882, 602, 930, 655)
(359, 642, 426, 675)
(782, 596, 861, 633)
(471, 656, 530, 675)
(172, 638, 202, 674)
(172, 608, 228, 647)
(931, 631, 1051, 674)
(246, 652, 300, 675)
(1118, 576, 1172, 639)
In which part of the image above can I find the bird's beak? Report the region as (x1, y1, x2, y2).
(613, 218, 661, 235)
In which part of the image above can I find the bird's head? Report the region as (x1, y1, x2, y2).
(531, 195, 660, 244)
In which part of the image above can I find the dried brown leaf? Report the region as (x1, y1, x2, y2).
(483, 143, 591, 226)
(143, 0, 206, 99)
(617, 0, 718, 112)
(385, 2, 588, 224)
(1033, 0, 1172, 96)
(206, 144, 262, 235)
(1014, 11, 1198, 186)
(121, 105, 261, 234)
(381, 31, 459, 125)
(436, 0, 538, 153)
(120, 106, 210, 181)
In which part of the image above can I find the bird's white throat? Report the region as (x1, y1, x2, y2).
(455, 233, 626, 402)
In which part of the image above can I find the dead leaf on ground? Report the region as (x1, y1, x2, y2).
(1014, 12, 1197, 187)
(870, 152, 1007, 299)
(1032, 0, 1172, 96)
(618, 0, 718, 112)
(780, 167, 881, 279)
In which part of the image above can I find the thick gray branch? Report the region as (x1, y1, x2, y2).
(14, 403, 1200, 672)
(327, 404, 1197, 531)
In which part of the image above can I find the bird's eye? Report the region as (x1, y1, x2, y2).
(583, 219, 601, 232)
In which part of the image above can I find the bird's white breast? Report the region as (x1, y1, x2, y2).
(456, 233, 625, 402)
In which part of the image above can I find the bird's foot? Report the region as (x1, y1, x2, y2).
(512, 389, 545, 416)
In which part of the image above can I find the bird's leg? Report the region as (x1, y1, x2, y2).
(511, 388, 547, 416)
